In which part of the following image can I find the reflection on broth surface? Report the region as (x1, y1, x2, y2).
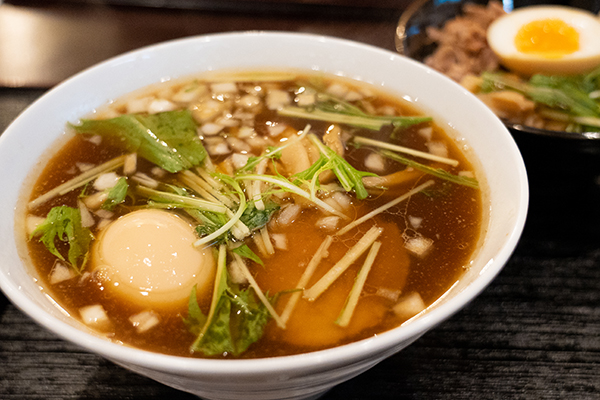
(23, 70, 483, 359)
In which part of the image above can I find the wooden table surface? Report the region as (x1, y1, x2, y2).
(1, 1, 599, 399)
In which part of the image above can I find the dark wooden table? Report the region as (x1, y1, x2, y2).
(1, 1, 599, 399)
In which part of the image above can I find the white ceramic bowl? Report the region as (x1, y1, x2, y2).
(0, 32, 528, 400)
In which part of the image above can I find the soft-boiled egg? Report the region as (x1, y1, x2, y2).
(487, 5, 600, 75)
(93, 209, 215, 309)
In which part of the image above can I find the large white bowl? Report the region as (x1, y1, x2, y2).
(0, 32, 528, 400)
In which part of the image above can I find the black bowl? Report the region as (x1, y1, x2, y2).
(396, 0, 600, 255)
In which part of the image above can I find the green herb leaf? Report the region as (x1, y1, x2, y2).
(228, 287, 272, 354)
(187, 250, 273, 356)
(71, 110, 207, 173)
(231, 244, 264, 266)
(30, 206, 93, 272)
(193, 296, 235, 356)
(239, 201, 280, 231)
(101, 177, 128, 211)
(182, 285, 208, 336)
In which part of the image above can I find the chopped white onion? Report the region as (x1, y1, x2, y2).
(378, 105, 396, 116)
(408, 215, 423, 229)
(375, 287, 401, 302)
(86, 135, 103, 146)
(228, 257, 249, 285)
(316, 216, 340, 232)
(201, 122, 225, 136)
(364, 153, 386, 173)
(276, 204, 301, 226)
(126, 97, 152, 114)
(148, 99, 177, 114)
(295, 92, 316, 106)
(191, 99, 224, 123)
(216, 114, 240, 127)
(76, 162, 95, 172)
(49, 262, 76, 285)
(427, 141, 449, 158)
(207, 142, 231, 156)
(267, 123, 287, 137)
(26, 215, 46, 236)
(344, 90, 363, 102)
(266, 89, 291, 110)
(405, 236, 433, 257)
(129, 311, 160, 334)
(172, 84, 207, 103)
(227, 137, 252, 153)
(82, 191, 109, 210)
(237, 126, 255, 138)
(393, 292, 426, 320)
(331, 192, 352, 210)
(270, 233, 288, 250)
(93, 209, 114, 219)
(123, 153, 137, 176)
(79, 304, 111, 330)
(326, 83, 349, 98)
(93, 172, 121, 191)
(239, 94, 261, 109)
(97, 218, 112, 230)
(418, 126, 433, 141)
(151, 166, 167, 178)
(211, 82, 238, 94)
(78, 200, 95, 228)
(230, 153, 250, 170)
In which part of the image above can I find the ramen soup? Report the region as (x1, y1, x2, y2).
(21, 70, 483, 359)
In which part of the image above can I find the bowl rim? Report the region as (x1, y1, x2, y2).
(395, 0, 600, 141)
(0, 30, 528, 376)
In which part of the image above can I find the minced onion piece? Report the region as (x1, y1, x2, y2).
(49, 262, 76, 285)
(79, 304, 111, 330)
(129, 311, 160, 334)
(393, 292, 426, 320)
(93, 172, 121, 191)
(77, 200, 95, 228)
(405, 236, 434, 257)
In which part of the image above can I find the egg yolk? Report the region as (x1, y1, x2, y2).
(93, 209, 215, 309)
(514, 18, 579, 58)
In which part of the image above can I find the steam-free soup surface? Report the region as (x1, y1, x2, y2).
(24, 70, 482, 358)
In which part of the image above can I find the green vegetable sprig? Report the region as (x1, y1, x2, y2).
(292, 134, 375, 199)
(184, 245, 273, 356)
(30, 206, 94, 273)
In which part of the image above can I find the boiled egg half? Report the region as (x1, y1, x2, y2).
(487, 5, 600, 75)
(93, 209, 215, 309)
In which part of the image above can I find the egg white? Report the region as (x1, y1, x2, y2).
(487, 5, 600, 75)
